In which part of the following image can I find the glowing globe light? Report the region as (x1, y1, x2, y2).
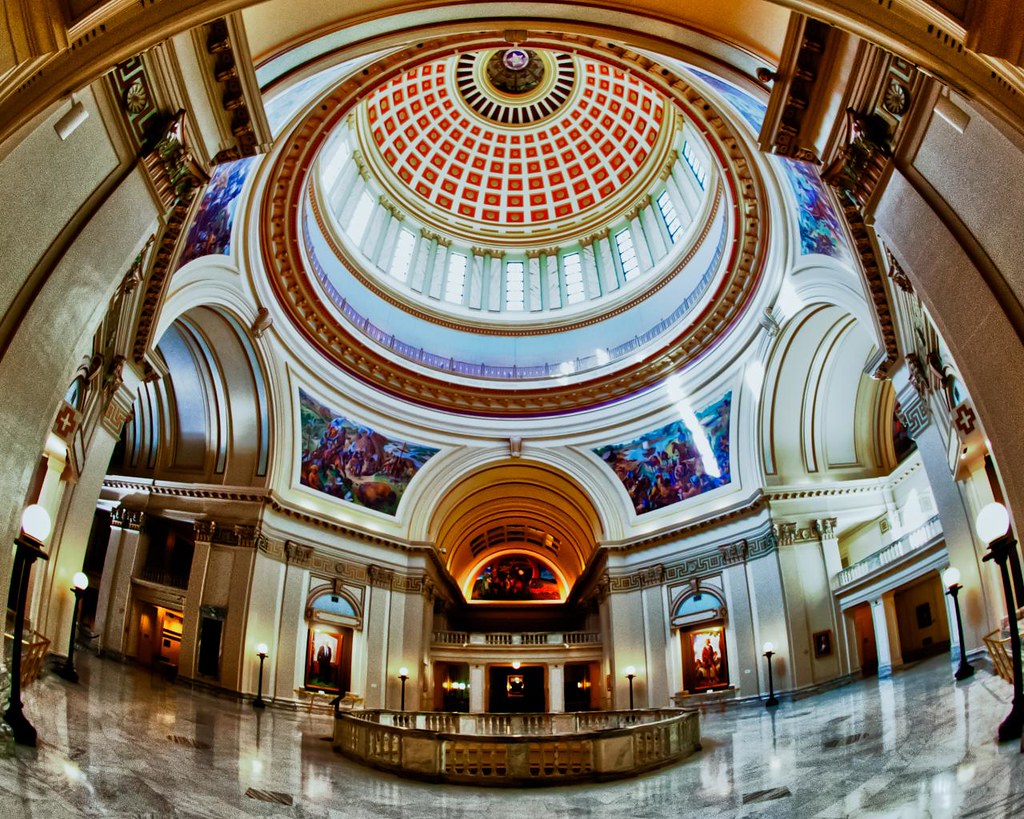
(942, 566, 961, 589)
(20, 504, 51, 542)
(763, 641, 775, 654)
(256, 643, 268, 657)
(975, 502, 1010, 543)
(72, 572, 89, 590)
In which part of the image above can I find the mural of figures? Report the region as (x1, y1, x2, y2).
(688, 68, 766, 132)
(594, 392, 732, 515)
(177, 156, 256, 268)
(298, 389, 439, 516)
(779, 158, 849, 259)
(684, 626, 729, 692)
(469, 554, 562, 602)
(688, 69, 848, 262)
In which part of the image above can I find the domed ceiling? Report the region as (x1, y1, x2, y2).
(260, 34, 767, 416)
(359, 48, 671, 242)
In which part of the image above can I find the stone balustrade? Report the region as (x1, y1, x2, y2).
(333, 707, 700, 784)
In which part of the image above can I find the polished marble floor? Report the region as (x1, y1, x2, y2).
(1, 654, 1023, 818)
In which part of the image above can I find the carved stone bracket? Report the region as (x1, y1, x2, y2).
(111, 507, 145, 531)
(368, 564, 395, 589)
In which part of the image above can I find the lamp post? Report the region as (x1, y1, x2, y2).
(252, 643, 268, 709)
(4, 504, 51, 746)
(763, 642, 779, 708)
(942, 566, 975, 681)
(55, 572, 89, 683)
(624, 666, 636, 710)
(398, 667, 409, 711)
(977, 503, 1024, 740)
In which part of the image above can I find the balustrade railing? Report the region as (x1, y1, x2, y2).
(432, 630, 601, 647)
(333, 706, 700, 785)
(832, 515, 943, 590)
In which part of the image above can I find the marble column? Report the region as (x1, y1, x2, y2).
(898, 385, 994, 652)
(469, 663, 485, 713)
(548, 663, 565, 713)
(871, 594, 903, 678)
(363, 567, 393, 708)
(94, 509, 145, 659)
(177, 522, 212, 680)
(639, 199, 668, 261)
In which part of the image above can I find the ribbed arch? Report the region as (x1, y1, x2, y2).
(109, 307, 271, 485)
(761, 303, 888, 484)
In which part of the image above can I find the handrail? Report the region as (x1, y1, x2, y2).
(333, 707, 700, 784)
(432, 630, 601, 646)
(2, 629, 51, 688)
(832, 515, 943, 590)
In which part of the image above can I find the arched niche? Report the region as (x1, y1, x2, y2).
(760, 302, 888, 484)
(111, 306, 271, 485)
(429, 461, 602, 601)
(301, 585, 361, 694)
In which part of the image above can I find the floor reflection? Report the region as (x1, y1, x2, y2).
(1, 654, 1023, 818)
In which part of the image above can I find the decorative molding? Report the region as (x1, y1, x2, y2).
(265, 32, 766, 415)
(885, 249, 913, 293)
(103, 477, 269, 504)
(110, 506, 144, 530)
(204, 17, 263, 162)
(606, 529, 776, 593)
(108, 56, 160, 148)
(896, 393, 931, 439)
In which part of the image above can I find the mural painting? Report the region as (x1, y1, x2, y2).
(683, 626, 729, 692)
(779, 157, 849, 259)
(594, 392, 731, 515)
(688, 68, 766, 132)
(299, 389, 439, 515)
(687, 68, 848, 262)
(469, 554, 562, 602)
(177, 156, 256, 268)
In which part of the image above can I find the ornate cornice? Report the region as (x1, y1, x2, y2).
(605, 527, 776, 593)
(601, 491, 769, 554)
(262, 31, 768, 416)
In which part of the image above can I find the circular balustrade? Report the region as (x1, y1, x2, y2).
(332, 707, 701, 785)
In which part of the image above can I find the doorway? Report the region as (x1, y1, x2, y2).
(850, 603, 878, 676)
(487, 664, 546, 712)
(564, 661, 598, 711)
(433, 661, 470, 711)
(136, 604, 183, 675)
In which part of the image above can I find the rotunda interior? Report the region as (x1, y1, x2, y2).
(2, 0, 1024, 804)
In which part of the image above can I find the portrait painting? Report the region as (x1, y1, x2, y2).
(304, 630, 342, 692)
(594, 392, 731, 515)
(683, 626, 729, 692)
(299, 389, 439, 516)
(814, 629, 833, 658)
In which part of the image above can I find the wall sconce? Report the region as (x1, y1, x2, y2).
(54, 98, 89, 141)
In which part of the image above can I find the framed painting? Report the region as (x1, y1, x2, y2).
(304, 629, 342, 692)
(682, 625, 729, 692)
(814, 630, 833, 658)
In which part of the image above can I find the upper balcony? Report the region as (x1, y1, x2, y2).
(832, 515, 944, 598)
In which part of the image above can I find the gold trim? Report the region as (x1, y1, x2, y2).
(260, 32, 767, 416)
